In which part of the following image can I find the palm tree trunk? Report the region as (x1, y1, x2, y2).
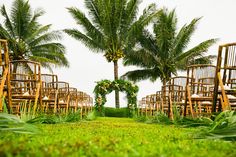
(163, 79, 167, 86)
(162, 78, 171, 117)
(114, 60, 120, 108)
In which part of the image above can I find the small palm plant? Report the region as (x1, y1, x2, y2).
(0, 113, 39, 134)
(199, 110, 236, 141)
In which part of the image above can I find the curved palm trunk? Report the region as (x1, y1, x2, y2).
(114, 60, 120, 108)
(163, 73, 172, 118)
(163, 78, 171, 117)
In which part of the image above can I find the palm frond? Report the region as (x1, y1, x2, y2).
(66, 7, 104, 44)
(11, 0, 32, 39)
(0, 5, 15, 36)
(121, 68, 161, 82)
(29, 30, 62, 46)
(137, 29, 159, 56)
(122, 0, 140, 30)
(173, 17, 201, 56)
(175, 38, 217, 61)
(64, 29, 104, 52)
(123, 48, 157, 67)
(154, 8, 176, 59)
(25, 24, 50, 43)
(0, 24, 11, 39)
(84, 0, 103, 28)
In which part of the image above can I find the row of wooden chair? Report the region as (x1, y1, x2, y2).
(139, 42, 236, 118)
(0, 40, 93, 117)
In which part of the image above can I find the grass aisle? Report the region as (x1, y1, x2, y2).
(0, 117, 236, 157)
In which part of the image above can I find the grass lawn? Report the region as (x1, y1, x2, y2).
(0, 117, 236, 157)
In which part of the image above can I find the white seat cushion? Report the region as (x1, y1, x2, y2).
(191, 94, 199, 98)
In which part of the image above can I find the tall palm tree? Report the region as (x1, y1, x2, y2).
(65, 0, 160, 108)
(122, 8, 217, 85)
(0, 0, 69, 71)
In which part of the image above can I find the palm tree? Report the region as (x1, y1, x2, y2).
(122, 8, 217, 85)
(0, 0, 69, 71)
(65, 0, 160, 108)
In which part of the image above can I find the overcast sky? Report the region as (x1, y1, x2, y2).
(1, 0, 236, 107)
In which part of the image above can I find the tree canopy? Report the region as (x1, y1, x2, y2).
(0, 0, 69, 71)
(122, 8, 217, 85)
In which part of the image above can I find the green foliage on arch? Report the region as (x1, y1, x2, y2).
(94, 79, 139, 117)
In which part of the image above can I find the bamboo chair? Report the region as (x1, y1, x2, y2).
(138, 97, 146, 116)
(169, 76, 193, 113)
(213, 43, 236, 111)
(68, 87, 78, 113)
(88, 95, 93, 111)
(162, 85, 184, 119)
(77, 91, 92, 116)
(41, 74, 58, 113)
(150, 94, 158, 115)
(46, 81, 70, 114)
(0, 39, 10, 112)
(56, 82, 70, 114)
(156, 91, 163, 112)
(82, 93, 93, 114)
(77, 91, 85, 117)
(184, 64, 216, 117)
(138, 94, 158, 116)
(9, 60, 42, 115)
(145, 95, 153, 116)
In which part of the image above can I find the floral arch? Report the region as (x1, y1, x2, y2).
(94, 79, 139, 117)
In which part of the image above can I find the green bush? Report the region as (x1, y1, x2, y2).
(104, 107, 129, 117)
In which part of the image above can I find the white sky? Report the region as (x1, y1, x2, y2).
(1, 0, 236, 107)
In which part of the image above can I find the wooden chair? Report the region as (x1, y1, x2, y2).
(213, 43, 236, 111)
(41, 74, 58, 113)
(162, 85, 184, 119)
(138, 97, 147, 116)
(0, 39, 10, 112)
(77, 91, 85, 117)
(77, 91, 92, 116)
(184, 64, 216, 117)
(156, 91, 163, 112)
(82, 93, 93, 114)
(145, 95, 153, 116)
(9, 60, 42, 115)
(68, 87, 78, 112)
(56, 82, 70, 114)
(150, 94, 158, 115)
(88, 95, 93, 112)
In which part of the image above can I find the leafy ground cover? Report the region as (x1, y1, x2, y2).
(0, 117, 236, 157)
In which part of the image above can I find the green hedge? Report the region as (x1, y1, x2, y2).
(104, 107, 129, 117)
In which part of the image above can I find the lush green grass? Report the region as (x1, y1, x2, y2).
(104, 107, 129, 117)
(0, 117, 236, 157)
